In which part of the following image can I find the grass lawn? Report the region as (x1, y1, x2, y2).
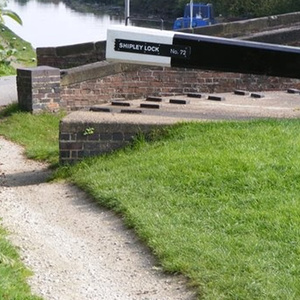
(1, 107, 300, 299)
(63, 119, 300, 299)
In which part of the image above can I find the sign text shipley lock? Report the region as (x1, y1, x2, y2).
(114, 39, 191, 59)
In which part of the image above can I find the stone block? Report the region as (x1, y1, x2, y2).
(207, 95, 225, 101)
(234, 90, 249, 96)
(140, 103, 160, 109)
(56, 42, 95, 56)
(169, 99, 190, 105)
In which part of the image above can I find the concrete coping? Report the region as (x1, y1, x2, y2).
(239, 25, 300, 42)
(37, 40, 106, 57)
(62, 111, 185, 126)
(60, 61, 147, 86)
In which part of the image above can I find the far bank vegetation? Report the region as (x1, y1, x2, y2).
(68, 0, 300, 20)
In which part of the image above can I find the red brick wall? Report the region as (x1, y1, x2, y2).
(60, 66, 300, 111)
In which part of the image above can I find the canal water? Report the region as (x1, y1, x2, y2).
(4, 0, 125, 48)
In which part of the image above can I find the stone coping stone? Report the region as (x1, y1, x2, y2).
(60, 61, 147, 86)
(62, 111, 184, 126)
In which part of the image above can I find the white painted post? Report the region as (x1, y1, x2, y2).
(125, 0, 130, 25)
(190, 0, 193, 28)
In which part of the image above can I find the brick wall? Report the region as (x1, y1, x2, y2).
(59, 64, 300, 111)
(17, 61, 300, 113)
(17, 66, 61, 113)
(59, 111, 174, 164)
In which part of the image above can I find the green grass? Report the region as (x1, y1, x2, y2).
(0, 105, 64, 166)
(1, 109, 300, 299)
(0, 227, 43, 300)
(61, 119, 300, 299)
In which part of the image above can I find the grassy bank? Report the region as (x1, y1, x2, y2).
(1, 107, 300, 299)
(0, 24, 36, 76)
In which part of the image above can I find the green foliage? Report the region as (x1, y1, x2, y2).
(0, 32, 17, 68)
(0, 44, 17, 63)
(83, 127, 95, 136)
(89, 0, 300, 18)
(86, 0, 300, 18)
(0, 0, 27, 73)
(0, 0, 22, 25)
(211, 0, 300, 18)
(0, 23, 36, 76)
(0, 60, 15, 75)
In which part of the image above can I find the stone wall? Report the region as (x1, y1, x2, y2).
(240, 27, 300, 45)
(186, 11, 300, 38)
(37, 41, 106, 69)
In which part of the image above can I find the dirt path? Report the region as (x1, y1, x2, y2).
(0, 137, 195, 300)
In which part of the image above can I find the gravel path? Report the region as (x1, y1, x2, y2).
(0, 137, 195, 300)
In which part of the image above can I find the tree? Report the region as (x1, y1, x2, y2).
(212, 0, 300, 18)
(0, 0, 22, 25)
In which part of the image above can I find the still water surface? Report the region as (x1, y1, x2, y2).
(5, 0, 124, 48)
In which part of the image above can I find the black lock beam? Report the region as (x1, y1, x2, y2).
(171, 34, 300, 79)
(106, 26, 300, 79)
